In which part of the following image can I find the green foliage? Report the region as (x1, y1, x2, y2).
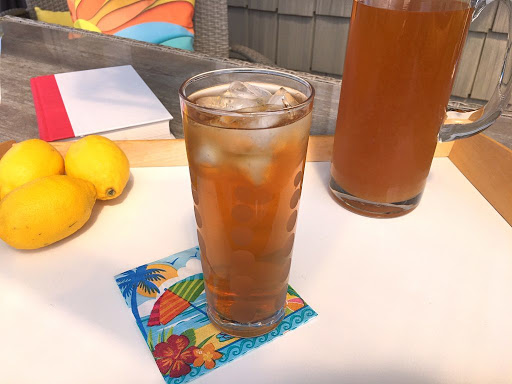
(164, 327, 174, 341)
(196, 334, 215, 349)
(181, 328, 196, 347)
(287, 285, 299, 297)
(147, 328, 154, 351)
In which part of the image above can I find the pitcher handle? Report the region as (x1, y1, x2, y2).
(439, 0, 512, 142)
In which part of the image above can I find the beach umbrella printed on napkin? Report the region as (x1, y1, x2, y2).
(148, 275, 205, 326)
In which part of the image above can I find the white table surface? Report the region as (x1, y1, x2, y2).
(1, 160, 511, 384)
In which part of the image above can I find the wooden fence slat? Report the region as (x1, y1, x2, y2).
(278, 0, 316, 16)
(248, 10, 278, 62)
(315, 0, 352, 17)
(248, 0, 277, 11)
(228, 7, 249, 46)
(452, 32, 486, 98)
(276, 15, 314, 72)
(470, 1, 498, 32)
(471, 32, 508, 101)
(225, 0, 508, 105)
(311, 16, 350, 75)
(227, 0, 248, 7)
(492, 1, 509, 33)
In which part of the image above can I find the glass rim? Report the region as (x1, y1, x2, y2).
(178, 67, 315, 117)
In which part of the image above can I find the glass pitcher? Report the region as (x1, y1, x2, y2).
(329, 0, 512, 217)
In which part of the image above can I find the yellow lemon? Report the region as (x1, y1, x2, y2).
(0, 175, 96, 250)
(65, 135, 130, 200)
(0, 139, 64, 199)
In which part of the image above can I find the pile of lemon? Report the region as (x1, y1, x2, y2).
(0, 136, 130, 250)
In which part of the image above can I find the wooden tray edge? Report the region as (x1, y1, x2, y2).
(2, 136, 509, 227)
(449, 134, 512, 227)
(0, 140, 15, 159)
(46, 136, 453, 166)
(52, 139, 189, 167)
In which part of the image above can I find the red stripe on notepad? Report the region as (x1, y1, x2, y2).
(30, 75, 74, 142)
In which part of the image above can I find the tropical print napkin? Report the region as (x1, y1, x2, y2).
(115, 246, 317, 384)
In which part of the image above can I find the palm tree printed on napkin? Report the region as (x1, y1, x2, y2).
(116, 265, 167, 339)
(115, 247, 317, 384)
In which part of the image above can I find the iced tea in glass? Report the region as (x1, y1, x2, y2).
(179, 69, 314, 337)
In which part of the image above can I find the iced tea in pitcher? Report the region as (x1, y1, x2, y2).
(330, 0, 473, 217)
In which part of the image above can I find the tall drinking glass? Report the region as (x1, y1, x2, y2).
(330, 0, 512, 217)
(179, 69, 314, 337)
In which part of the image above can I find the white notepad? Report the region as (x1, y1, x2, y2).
(32, 65, 174, 141)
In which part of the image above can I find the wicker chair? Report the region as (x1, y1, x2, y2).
(0, 0, 273, 65)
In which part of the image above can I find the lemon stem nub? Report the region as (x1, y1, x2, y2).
(107, 188, 116, 197)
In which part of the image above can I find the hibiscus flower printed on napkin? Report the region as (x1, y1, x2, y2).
(115, 246, 317, 384)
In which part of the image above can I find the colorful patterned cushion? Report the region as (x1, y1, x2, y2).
(67, 0, 195, 51)
(35, 7, 74, 27)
